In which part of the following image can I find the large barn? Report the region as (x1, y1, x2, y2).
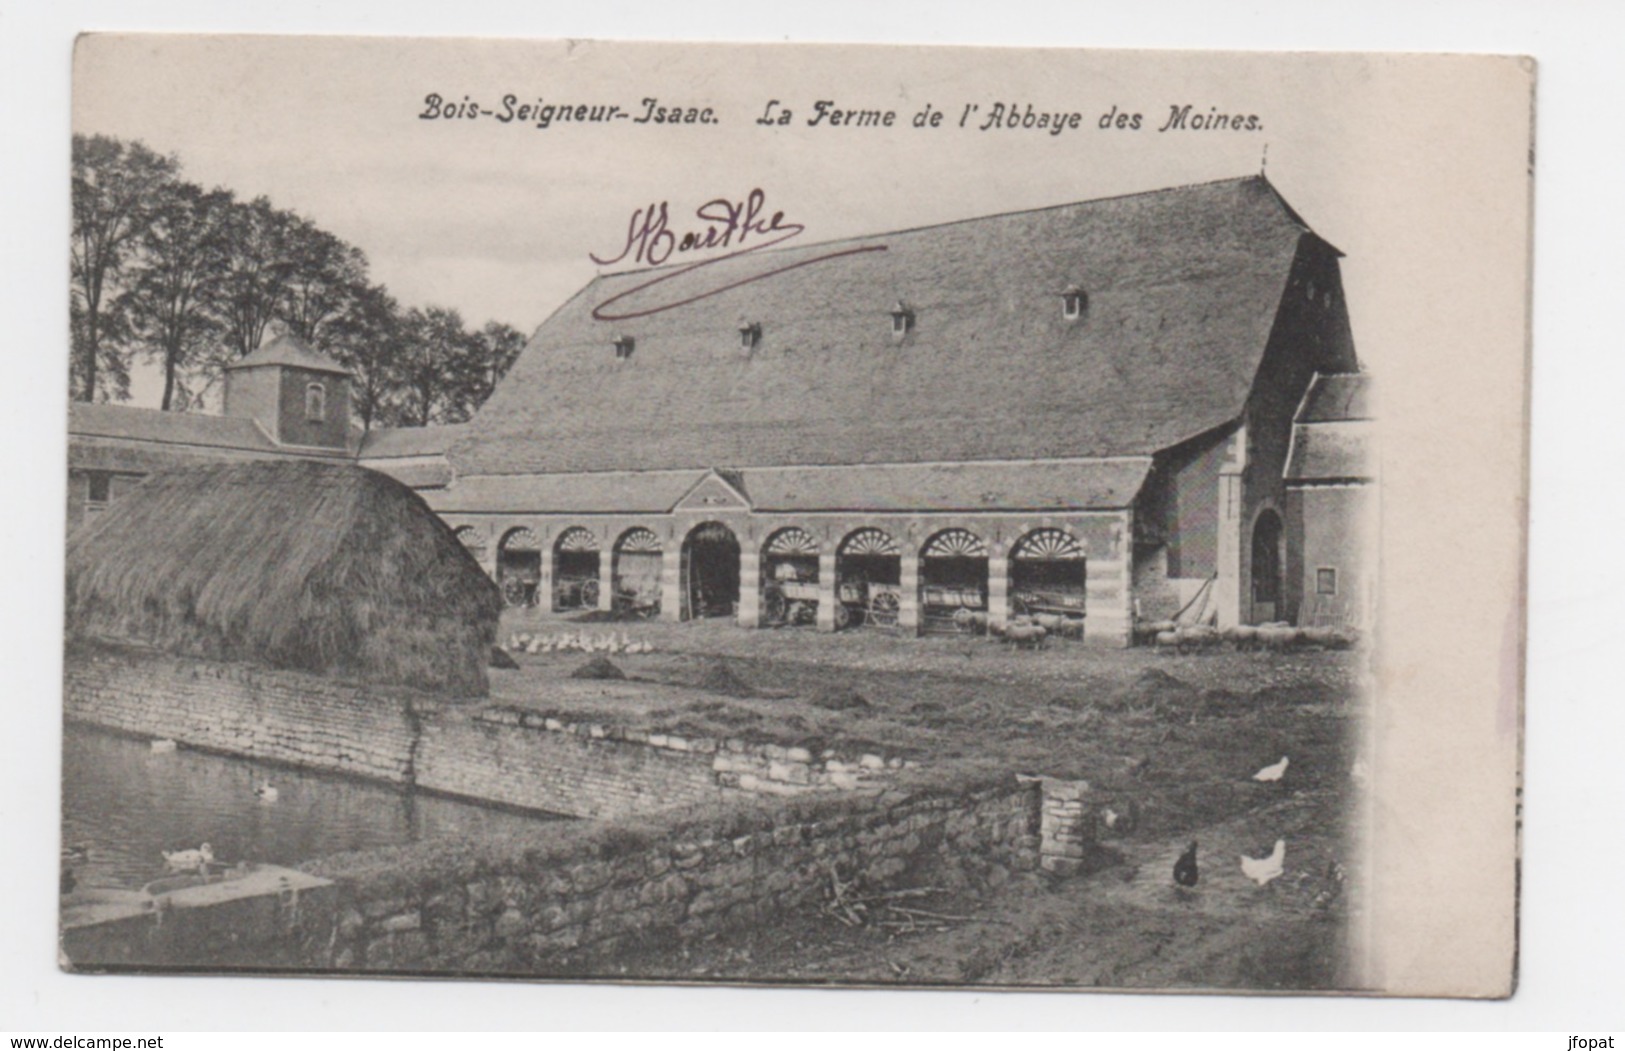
(413, 174, 1364, 643)
(65, 174, 1371, 645)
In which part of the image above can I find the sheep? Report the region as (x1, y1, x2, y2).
(1003, 622, 1048, 650)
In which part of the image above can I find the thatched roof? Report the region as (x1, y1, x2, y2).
(65, 460, 502, 695)
(458, 175, 1337, 476)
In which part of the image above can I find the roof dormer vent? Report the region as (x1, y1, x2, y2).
(1061, 284, 1088, 321)
(738, 321, 762, 350)
(612, 335, 635, 361)
(889, 301, 914, 340)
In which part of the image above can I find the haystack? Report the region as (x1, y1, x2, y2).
(65, 460, 502, 695)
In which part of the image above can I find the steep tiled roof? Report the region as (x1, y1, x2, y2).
(1285, 373, 1373, 482)
(458, 175, 1315, 476)
(226, 333, 350, 376)
(424, 470, 709, 515)
(744, 459, 1150, 512)
(425, 458, 1147, 515)
(1297, 372, 1371, 422)
(70, 402, 282, 452)
(359, 424, 467, 459)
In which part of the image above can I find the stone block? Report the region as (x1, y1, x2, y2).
(859, 754, 887, 770)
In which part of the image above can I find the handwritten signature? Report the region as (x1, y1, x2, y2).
(588, 188, 886, 321)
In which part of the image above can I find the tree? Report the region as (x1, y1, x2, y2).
(278, 217, 369, 345)
(325, 282, 403, 434)
(70, 135, 178, 401)
(215, 196, 300, 361)
(395, 306, 479, 426)
(126, 181, 233, 410)
(469, 321, 528, 409)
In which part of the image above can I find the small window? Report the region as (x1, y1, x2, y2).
(889, 301, 914, 338)
(1061, 284, 1087, 320)
(304, 382, 326, 422)
(1316, 568, 1338, 596)
(612, 335, 635, 360)
(86, 472, 111, 504)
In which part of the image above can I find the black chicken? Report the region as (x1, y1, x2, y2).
(1173, 841, 1199, 887)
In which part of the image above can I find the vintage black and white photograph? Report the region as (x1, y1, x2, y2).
(55, 36, 1530, 997)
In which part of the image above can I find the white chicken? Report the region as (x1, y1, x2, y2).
(1252, 756, 1290, 782)
(1240, 839, 1286, 886)
(162, 843, 215, 873)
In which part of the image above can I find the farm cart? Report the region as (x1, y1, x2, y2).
(501, 568, 542, 608)
(834, 577, 903, 630)
(553, 574, 601, 611)
(612, 582, 662, 619)
(763, 575, 821, 627)
(1012, 588, 1086, 637)
(921, 585, 988, 635)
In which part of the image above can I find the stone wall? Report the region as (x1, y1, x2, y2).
(295, 780, 1040, 975)
(63, 644, 906, 820)
(64, 643, 424, 783)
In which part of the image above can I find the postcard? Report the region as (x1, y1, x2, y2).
(61, 35, 1531, 997)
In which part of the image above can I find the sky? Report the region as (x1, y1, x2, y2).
(69, 36, 1479, 408)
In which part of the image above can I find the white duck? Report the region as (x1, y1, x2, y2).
(1252, 756, 1290, 782)
(162, 843, 214, 872)
(1240, 839, 1286, 886)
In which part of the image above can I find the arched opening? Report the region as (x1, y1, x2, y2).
(834, 527, 902, 631)
(1010, 528, 1088, 639)
(1251, 508, 1284, 623)
(760, 527, 821, 627)
(612, 527, 664, 618)
(919, 528, 988, 635)
(452, 525, 487, 567)
(552, 527, 601, 612)
(681, 521, 740, 620)
(496, 527, 543, 608)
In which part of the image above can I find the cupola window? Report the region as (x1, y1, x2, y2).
(304, 381, 327, 422)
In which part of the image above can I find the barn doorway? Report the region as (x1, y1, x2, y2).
(681, 521, 740, 620)
(496, 527, 543, 608)
(834, 527, 902, 630)
(1010, 528, 1087, 637)
(761, 527, 821, 627)
(612, 527, 664, 618)
(1251, 509, 1284, 623)
(918, 528, 989, 635)
(552, 527, 601, 611)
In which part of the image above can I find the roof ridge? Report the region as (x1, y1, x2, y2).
(595, 173, 1279, 281)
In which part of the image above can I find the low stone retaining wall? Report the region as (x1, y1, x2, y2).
(296, 779, 1040, 975)
(63, 643, 425, 783)
(63, 642, 909, 820)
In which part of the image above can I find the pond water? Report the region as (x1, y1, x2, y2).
(62, 723, 565, 890)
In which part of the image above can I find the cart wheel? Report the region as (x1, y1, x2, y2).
(579, 578, 601, 608)
(501, 578, 529, 608)
(834, 603, 853, 631)
(871, 591, 900, 627)
(763, 589, 788, 624)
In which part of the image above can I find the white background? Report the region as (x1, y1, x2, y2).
(3, 0, 1620, 1032)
